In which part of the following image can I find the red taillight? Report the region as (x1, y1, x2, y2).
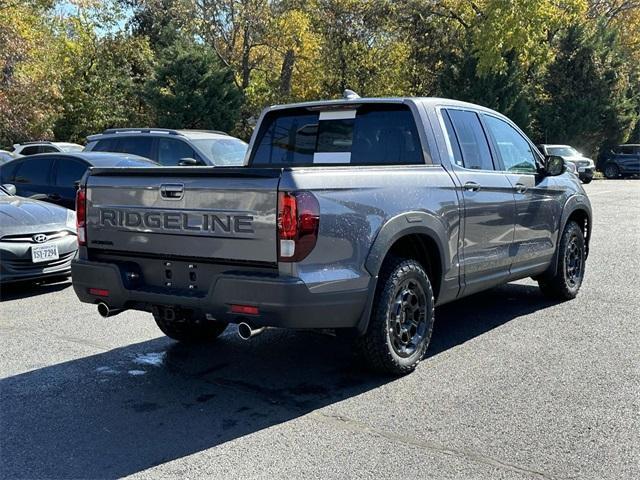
(230, 304, 259, 315)
(76, 187, 86, 246)
(277, 191, 319, 262)
(88, 288, 109, 297)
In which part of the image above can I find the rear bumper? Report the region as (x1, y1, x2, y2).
(71, 259, 369, 329)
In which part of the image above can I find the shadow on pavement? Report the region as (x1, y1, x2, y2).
(0, 276, 72, 302)
(1, 282, 553, 479)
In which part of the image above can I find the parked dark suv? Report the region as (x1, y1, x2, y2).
(599, 144, 640, 179)
(84, 129, 248, 166)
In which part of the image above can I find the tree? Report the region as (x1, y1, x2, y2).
(440, 49, 531, 129)
(195, 0, 272, 91)
(311, 0, 410, 97)
(54, 14, 155, 142)
(536, 23, 638, 155)
(143, 43, 243, 131)
(123, 0, 195, 51)
(0, 1, 62, 145)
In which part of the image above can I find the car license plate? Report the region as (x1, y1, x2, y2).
(578, 167, 587, 172)
(31, 244, 59, 263)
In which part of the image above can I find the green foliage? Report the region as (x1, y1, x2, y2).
(54, 20, 155, 142)
(143, 43, 243, 132)
(536, 22, 639, 155)
(0, 2, 63, 145)
(440, 49, 531, 130)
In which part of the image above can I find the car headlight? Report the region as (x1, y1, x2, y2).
(66, 209, 77, 230)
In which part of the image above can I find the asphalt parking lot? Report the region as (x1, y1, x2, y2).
(1, 180, 638, 480)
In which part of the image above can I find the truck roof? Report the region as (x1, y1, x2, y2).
(265, 96, 502, 116)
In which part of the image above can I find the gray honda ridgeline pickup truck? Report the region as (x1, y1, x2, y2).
(71, 96, 592, 374)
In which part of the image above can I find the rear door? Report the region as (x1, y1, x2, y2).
(481, 114, 562, 275)
(440, 108, 516, 295)
(52, 157, 89, 209)
(85, 168, 281, 264)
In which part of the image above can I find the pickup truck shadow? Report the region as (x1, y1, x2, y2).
(1, 282, 553, 479)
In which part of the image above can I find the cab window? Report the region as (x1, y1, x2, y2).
(445, 109, 494, 170)
(483, 115, 538, 174)
(250, 104, 424, 166)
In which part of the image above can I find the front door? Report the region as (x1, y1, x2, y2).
(441, 108, 516, 296)
(481, 114, 562, 277)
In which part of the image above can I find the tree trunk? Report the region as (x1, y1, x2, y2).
(278, 49, 295, 97)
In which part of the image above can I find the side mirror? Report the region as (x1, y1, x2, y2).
(543, 155, 565, 176)
(2, 183, 16, 195)
(178, 157, 199, 166)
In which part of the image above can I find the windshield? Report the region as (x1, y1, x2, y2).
(191, 138, 248, 166)
(547, 146, 579, 157)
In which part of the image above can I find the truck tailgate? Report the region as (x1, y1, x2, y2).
(84, 167, 281, 264)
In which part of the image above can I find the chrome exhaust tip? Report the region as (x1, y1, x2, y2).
(97, 302, 124, 318)
(237, 322, 266, 340)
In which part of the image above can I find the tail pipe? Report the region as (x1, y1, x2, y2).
(97, 302, 124, 318)
(237, 322, 266, 340)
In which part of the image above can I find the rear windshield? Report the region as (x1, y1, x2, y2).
(250, 104, 424, 166)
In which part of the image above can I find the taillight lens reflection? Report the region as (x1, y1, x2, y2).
(76, 187, 87, 246)
(277, 191, 319, 262)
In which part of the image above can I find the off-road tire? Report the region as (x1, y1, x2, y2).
(604, 164, 619, 179)
(356, 257, 435, 375)
(153, 309, 228, 343)
(538, 221, 586, 300)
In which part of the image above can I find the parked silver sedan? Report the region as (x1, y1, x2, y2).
(0, 184, 77, 283)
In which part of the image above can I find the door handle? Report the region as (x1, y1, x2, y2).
(463, 181, 481, 192)
(514, 183, 528, 194)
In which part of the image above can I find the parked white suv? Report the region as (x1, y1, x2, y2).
(12, 141, 84, 157)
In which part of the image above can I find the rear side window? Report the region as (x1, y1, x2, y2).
(445, 109, 494, 170)
(250, 105, 424, 166)
(39, 145, 58, 153)
(14, 158, 54, 185)
(114, 137, 153, 159)
(20, 146, 40, 156)
(55, 158, 88, 186)
(91, 138, 118, 152)
(92, 137, 153, 159)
